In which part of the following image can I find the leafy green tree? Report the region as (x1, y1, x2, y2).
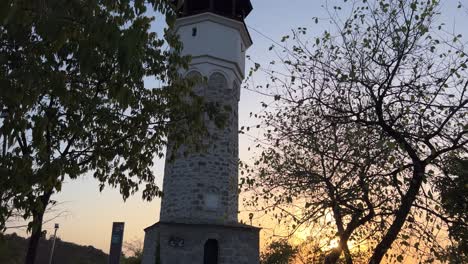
(261, 239, 298, 264)
(243, 118, 391, 263)
(437, 158, 467, 262)
(242, 0, 467, 263)
(0, 0, 207, 263)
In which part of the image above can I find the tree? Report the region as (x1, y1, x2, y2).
(4, 201, 69, 232)
(436, 157, 467, 262)
(242, 0, 467, 263)
(260, 239, 298, 264)
(260, 237, 369, 264)
(122, 239, 144, 264)
(244, 121, 394, 263)
(0, 0, 207, 263)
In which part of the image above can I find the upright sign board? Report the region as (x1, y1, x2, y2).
(109, 222, 125, 264)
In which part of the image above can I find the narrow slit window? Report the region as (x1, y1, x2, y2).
(192, 27, 197, 37)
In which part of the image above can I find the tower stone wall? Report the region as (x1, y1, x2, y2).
(142, 6, 259, 264)
(160, 68, 240, 224)
(142, 223, 259, 264)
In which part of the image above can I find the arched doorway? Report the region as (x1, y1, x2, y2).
(203, 239, 218, 264)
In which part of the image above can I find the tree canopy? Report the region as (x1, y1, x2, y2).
(0, 0, 207, 262)
(260, 239, 298, 264)
(242, 0, 467, 263)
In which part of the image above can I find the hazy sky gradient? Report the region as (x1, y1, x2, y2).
(6, 0, 468, 255)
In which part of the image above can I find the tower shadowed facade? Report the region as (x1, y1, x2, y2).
(141, 1, 260, 263)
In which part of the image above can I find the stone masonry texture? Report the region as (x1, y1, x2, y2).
(142, 223, 260, 264)
(159, 72, 240, 225)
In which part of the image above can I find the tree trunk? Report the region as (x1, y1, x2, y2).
(368, 164, 425, 263)
(25, 191, 53, 264)
(25, 216, 43, 264)
(324, 248, 342, 264)
(323, 236, 354, 264)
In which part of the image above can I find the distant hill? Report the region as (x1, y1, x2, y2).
(0, 233, 108, 264)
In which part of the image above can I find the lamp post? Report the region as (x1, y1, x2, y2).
(48, 223, 59, 264)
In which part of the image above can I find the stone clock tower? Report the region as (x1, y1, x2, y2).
(141, 1, 260, 263)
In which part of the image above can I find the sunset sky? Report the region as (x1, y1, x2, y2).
(6, 0, 467, 256)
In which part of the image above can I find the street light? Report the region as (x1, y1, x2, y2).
(48, 223, 59, 264)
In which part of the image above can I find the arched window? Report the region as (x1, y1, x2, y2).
(207, 72, 227, 101)
(186, 70, 202, 79)
(186, 70, 204, 96)
(208, 72, 227, 90)
(203, 239, 219, 264)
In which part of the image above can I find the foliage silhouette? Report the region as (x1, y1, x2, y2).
(0, 0, 209, 262)
(241, 0, 467, 263)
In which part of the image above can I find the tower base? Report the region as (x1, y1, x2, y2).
(142, 222, 260, 264)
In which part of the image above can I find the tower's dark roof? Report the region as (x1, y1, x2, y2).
(176, 0, 253, 21)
